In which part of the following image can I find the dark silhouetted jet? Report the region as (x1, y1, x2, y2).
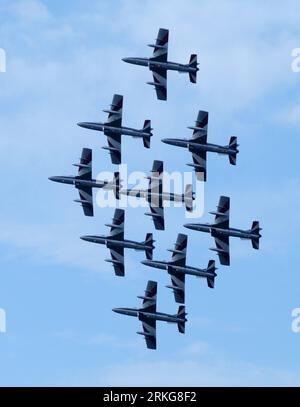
(81, 209, 155, 276)
(184, 196, 262, 265)
(121, 160, 194, 230)
(113, 280, 187, 349)
(162, 111, 239, 181)
(123, 28, 199, 100)
(142, 233, 217, 303)
(49, 148, 120, 216)
(77, 94, 152, 164)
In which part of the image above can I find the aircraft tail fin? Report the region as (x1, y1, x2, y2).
(188, 54, 198, 83)
(207, 260, 217, 288)
(112, 171, 121, 200)
(228, 136, 238, 165)
(184, 184, 194, 212)
(177, 305, 187, 334)
(144, 233, 155, 260)
(251, 221, 261, 249)
(143, 120, 152, 149)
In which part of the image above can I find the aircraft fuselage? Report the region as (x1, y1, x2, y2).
(184, 223, 259, 240)
(80, 235, 152, 251)
(162, 138, 237, 155)
(121, 188, 186, 203)
(112, 307, 185, 323)
(122, 57, 197, 73)
(141, 259, 214, 278)
(77, 122, 151, 138)
(48, 176, 107, 188)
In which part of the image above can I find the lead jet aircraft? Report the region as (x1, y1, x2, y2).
(113, 280, 187, 350)
(162, 110, 239, 181)
(121, 160, 194, 230)
(184, 196, 262, 266)
(77, 94, 152, 164)
(141, 233, 217, 304)
(80, 209, 155, 276)
(122, 28, 199, 100)
(49, 148, 119, 216)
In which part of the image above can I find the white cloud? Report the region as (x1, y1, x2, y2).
(10, 0, 50, 23)
(0, 219, 109, 274)
(0, 1, 299, 387)
(102, 359, 300, 387)
(279, 104, 300, 125)
(182, 340, 212, 356)
(52, 330, 137, 349)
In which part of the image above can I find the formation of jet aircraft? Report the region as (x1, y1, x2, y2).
(123, 28, 199, 100)
(162, 110, 239, 181)
(141, 233, 217, 304)
(113, 280, 187, 349)
(49, 148, 120, 216)
(184, 196, 262, 266)
(49, 27, 261, 350)
(78, 94, 152, 164)
(121, 160, 194, 230)
(81, 209, 155, 277)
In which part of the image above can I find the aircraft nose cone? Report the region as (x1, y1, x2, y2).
(48, 176, 59, 182)
(80, 235, 92, 242)
(183, 223, 192, 229)
(183, 223, 198, 231)
(161, 138, 169, 144)
(77, 122, 87, 128)
(112, 308, 123, 315)
(122, 57, 130, 63)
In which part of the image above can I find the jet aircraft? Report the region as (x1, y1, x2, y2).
(49, 148, 119, 216)
(77, 94, 152, 164)
(122, 28, 199, 100)
(80, 209, 155, 276)
(121, 160, 194, 230)
(162, 110, 239, 181)
(113, 280, 187, 349)
(141, 233, 217, 303)
(184, 196, 262, 265)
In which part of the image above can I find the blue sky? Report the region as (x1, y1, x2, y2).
(0, 0, 300, 386)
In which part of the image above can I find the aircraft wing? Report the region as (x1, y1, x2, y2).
(191, 149, 207, 182)
(137, 281, 157, 349)
(141, 280, 157, 313)
(188, 111, 209, 181)
(192, 111, 208, 144)
(170, 233, 187, 266)
(138, 313, 157, 350)
(74, 148, 93, 216)
(104, 94, 123, 128)
(211, 229, 230, 266)
(147, 160, 164, 230)
(104, 133, 121, 164)
(209, 196, 230, 264)
(150, 67, 167, 101)
(150, 28, 168, 63)
(104, 94, 123, 164)
(106, 243, 125, 276)
(149, 160, 163, 187)
(108, 209, 124, 241)
(149, 204, 165, 230)
(76, 186, 93, 216)
(167, 266, 185, 304)
(213, 196, 230, 229)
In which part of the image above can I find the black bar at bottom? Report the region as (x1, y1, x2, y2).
(0, 387, 299, 404)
